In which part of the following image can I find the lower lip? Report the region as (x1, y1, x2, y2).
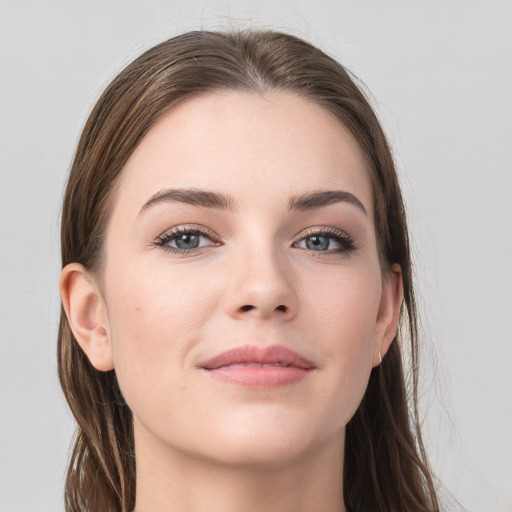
(203, 366, 313, 388)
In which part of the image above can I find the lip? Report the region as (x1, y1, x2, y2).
(198, 345, 315, 388)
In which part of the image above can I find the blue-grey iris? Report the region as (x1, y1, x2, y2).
(306, 235, 329, 251)
(175, 234, 200, 249)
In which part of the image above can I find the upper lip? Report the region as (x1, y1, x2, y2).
(199, 344, 315, 370)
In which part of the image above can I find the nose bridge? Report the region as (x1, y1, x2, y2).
(225, 227, 297, 320)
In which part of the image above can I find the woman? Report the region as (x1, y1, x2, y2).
(58, 29, 441, 511)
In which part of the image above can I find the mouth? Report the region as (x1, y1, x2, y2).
(198, 345, 316, 388)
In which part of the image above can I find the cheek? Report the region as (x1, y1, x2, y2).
(304, 263, 381, 350)
(104, 262, 223, 402)
(300, 266, 381, 422)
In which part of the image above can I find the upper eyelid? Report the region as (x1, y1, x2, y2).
(157, 224, 219, 241)
(292, 226, 352, 242)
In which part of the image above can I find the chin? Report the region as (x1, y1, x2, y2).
(185, 412, 341, 470)
(198, 436, 317, 470)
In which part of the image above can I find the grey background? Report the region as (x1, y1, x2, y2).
(0, 1, 511, 511)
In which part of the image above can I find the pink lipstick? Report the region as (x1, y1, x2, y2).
(199, 345, 315, 388)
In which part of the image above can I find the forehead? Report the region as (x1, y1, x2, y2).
(112, 90, 373, 219)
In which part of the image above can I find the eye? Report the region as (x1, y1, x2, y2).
(153, 225, 219, 254)
(293, 228, 356, 254)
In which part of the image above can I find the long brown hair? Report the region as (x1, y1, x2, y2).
(59, 29, 440, 511)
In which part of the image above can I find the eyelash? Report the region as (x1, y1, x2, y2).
(153, 225, 357, 256)
(292, 227, 357, 255)
(153, 225, 220, 255)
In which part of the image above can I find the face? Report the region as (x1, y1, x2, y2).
(100, 91, 390, 467)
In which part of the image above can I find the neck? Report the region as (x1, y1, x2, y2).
(133, 423, 346, 512)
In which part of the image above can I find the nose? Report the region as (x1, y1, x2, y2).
(224, 239, 298, 322)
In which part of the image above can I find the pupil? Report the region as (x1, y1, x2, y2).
(306, 236, 329, 251)
(176, 233, 199, 249)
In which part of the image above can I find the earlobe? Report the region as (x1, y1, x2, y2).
(60, 263, 114, 371)
(373, 264, 403, 367)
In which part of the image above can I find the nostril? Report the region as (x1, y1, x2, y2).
(238, 304, 288, 313)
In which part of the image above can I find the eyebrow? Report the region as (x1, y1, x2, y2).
(139, 187, 367, 216)
(140, 188, 236, 214)
(288, 190, 367, 215)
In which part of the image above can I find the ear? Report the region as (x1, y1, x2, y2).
(372, 263, 403, 367)
(60, 263, 114, 371)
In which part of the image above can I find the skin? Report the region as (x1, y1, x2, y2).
(61, 91, 402, 512)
